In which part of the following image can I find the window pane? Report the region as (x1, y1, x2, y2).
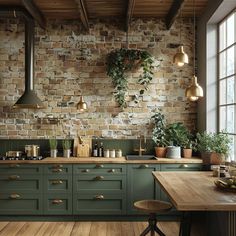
(219, 21, 226, 51)
(219, 106, 226, 131)
(227, 14, 235, 47)
(227, 76, 235, 103)
(219, 79, 226, 105)
(227, 46, 235, 76)
(227, 105, 235, 133)
(228, 135, 235, 161)
(219, 51, 227, 78)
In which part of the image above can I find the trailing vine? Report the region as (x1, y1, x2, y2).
(106, 48, 154, 108)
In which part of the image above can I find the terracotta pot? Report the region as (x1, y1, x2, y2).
(201, 152, 225, 165)
(182, 148, 192, 158)
(155, 147, 167, 158)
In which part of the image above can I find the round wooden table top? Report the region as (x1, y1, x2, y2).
(134, 200, 172, 213)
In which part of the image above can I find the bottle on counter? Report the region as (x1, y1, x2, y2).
(93, 142, 98, 157)
(98, 142, 104, 157)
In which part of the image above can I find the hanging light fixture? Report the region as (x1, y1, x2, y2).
(173, 11, 189, 67)
(77, 96, 87, 111)
(185, 0, 203, 101)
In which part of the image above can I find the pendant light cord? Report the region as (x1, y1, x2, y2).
(193, 0, 196, 75)
(126, 29, 129, 49)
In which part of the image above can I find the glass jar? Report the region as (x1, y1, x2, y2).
(104, 149, 109, 158)
(115, 149, 122, 158)
(109, 149, 115, 158)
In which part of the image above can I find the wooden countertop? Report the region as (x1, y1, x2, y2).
(0, 157, 202, 164)
(153, 171, 236, 211)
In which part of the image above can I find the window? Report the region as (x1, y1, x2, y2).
(218, 10, 236, 161)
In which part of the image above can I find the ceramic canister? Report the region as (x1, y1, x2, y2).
(166, 146, 181, 159)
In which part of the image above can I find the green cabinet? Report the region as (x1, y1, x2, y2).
(43, 164, 72, 215)
(73, 164, 126, 215)
(127, 164, 160, 215)
(0, 164, 43, 215)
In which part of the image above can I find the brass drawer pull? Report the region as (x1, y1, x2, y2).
(82, 169, 90, 173)
(109, 169, 115, 173)
(95, 164, 104, 168)
(140, 164, 149, 168)
(9, 164, 20, 168)
(180, 164, 189, 168)
(52, 168, 63, 173)
(94, 195, 104, 200)
(51, 180, 63, 185)
(10, 193, 20, 199)
(53, 164, 63, 168)
(52, 199, 63, 204)
(8, 175, 20, 180)
(94, 176, 104, 180)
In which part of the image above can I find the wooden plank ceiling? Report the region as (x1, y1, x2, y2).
(0, 0, 208, 30)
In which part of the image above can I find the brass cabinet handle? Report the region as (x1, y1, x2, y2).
(52, 168, 63, 172)
(9, 164, 20, 168)
(52, 199, 63, 204)
(140, 164, 149, 168)
(53, 164, 63, 168)
(82, 169, 90, 173)
(8, 175, 20, 180)
(180, 164, 189, 168)
(109, 169, 115, 173)
(10, 193, 20, 199)
(95, 164, 104, 168)
(51, 180, 63, 185)
(94, 176, 104, 180)
(94, 195, 104, 200)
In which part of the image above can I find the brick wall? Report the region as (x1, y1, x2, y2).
(0, 18, 197, 139)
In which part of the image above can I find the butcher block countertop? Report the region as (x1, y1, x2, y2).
(153, 171, 236, 211)
(0, 157, 203, 164)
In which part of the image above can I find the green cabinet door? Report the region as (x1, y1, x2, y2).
(127, 164, 160, 215)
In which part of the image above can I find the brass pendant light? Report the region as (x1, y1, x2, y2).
(185, 0, 203, 101)
(173, 11, 189, 67)
(77, 96, 87, 111)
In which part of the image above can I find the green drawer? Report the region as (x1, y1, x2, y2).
(43, 194, 72, 215)
(73, 193, 126, 215)
(73, 164, 126, 175)
(0, 164, 42, 175)
(0, 193, 43, 215)
(0, 174, 42, 193)
(45, 164, 72, 175)
(73, 175, 126, 194)
(160, 163, 202, 171)
(44, 176, 72, 193)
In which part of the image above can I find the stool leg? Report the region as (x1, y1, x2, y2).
(154, 225, 165, 236)
(140, 225, 151, 236)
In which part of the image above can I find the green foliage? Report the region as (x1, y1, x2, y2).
(106, 48, 155, 108)
(151, 111, 168, 147)
(49, 139, 57, 150)
(196, 131, 231, 154)
(62, 139, 72, 150)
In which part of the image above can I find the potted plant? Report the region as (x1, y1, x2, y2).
(106, 48, 155, 108)
(62, 139, 72, 158)
(49, 138, 58, 158)
(151, 111, 168, 157)
(196, 131, 231, 164)
(181, 135, 195, 158)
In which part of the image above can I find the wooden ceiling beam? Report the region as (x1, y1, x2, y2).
(75, 0, 89, 31)
(126, 0, 135, 32)
(165, 0, 185, 30)
(22, 0, 46, 29)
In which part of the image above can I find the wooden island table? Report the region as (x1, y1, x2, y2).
(152, 171, 236, 236)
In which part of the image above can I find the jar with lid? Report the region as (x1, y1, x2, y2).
(109, 149, 115, 158)
(115, 149, 122, 158)
(104, 149, 109, 158)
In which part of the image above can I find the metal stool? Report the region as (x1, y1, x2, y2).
(134, 200, 172, 236)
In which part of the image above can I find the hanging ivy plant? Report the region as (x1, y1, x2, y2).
(106, 48, 155, 108)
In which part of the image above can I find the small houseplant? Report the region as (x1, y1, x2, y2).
(196, 131, 231, 164)
(62, 139, 72, 158)
(49, 138, 58, 158)
(151, 111, 168, 157)
(106, 48, 154, 108)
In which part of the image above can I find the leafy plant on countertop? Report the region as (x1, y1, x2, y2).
(62, 139, 72, 150)
(49, 138, 58, 150)
(106, 48, 155, 108)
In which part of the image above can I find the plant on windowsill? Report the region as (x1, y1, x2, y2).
(195, 131, 231, 164)
(106, 48, 155, 108)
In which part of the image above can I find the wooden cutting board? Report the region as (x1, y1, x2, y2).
(75, 137, 92, 157)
